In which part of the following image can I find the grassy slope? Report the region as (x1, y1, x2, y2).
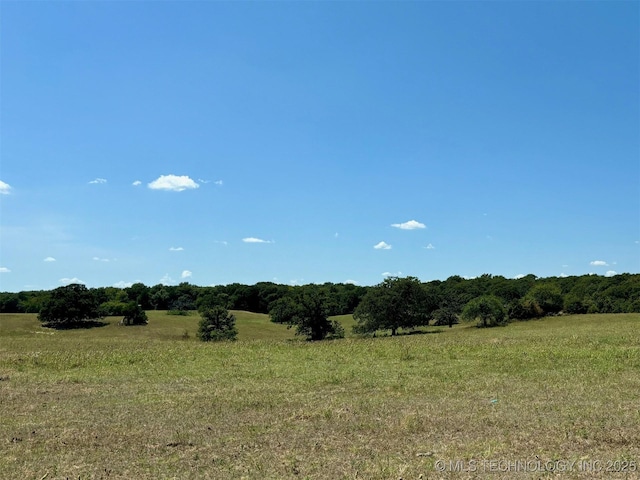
(0, 312, 639, 479)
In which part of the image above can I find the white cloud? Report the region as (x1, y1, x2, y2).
(89, 178, 107, 184)
(132, 180, 142, 186)
(559, 273, 569, 278)
(169, 246, 184, 251)
(92, 256, 110, 262)
(0, 267, 11, 273)
(44, 257, 57, 262)
(160, 273, 175, 285)
(605, 270, 618, 277)
(344, 279, 359, 285)
(0, 180, 12, 195)
(514, 274, 526, 279)
(214, 180, 223, 186)
(424, 243, 435, 250)
(243, 237, 273, 244)
(60, 277, 84, 285)
(113, 281, 133, 288)
(148, 174, 199, 192)
(214, 240, 228, 246)
(181, 270, 192, 279)
(374, 241, 392, 250)
(382, 271, 402, 277)
(590, 260, 609, 266)
(391, 220, 426, 230)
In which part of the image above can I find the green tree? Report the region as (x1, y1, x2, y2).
(461, 295, 508, 328)
(121, 301, 148, 326)
(197, 305, 237, 341)
(38, 284, 104, 328)
(526, 283, 564, 315)
(269, 291, 343, 341)
(353, 276, 435, 336)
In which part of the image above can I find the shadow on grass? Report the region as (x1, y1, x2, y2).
(42, 320, 109, 330)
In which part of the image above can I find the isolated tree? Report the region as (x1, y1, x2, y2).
(461, 295, 508, 328)
(197, 305, 237, 341)
(269, 291, 343, 341)
(38, 284, 103, 328)
(353, 276, 435, 336)
(121, 301, 148, 326)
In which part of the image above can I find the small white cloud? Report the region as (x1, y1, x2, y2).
(181, 270, 192, 279)
(113, 281, 133, 288)
(605, 270, 618, 277)
(132, 180, 142, 186)
(214, 240, 228, 246)
(0, 267, 11, 273)
(198, 178, 210, 184)
(243, 237, 273, 244)
(590, 260, 609, 266)
(169, 247, 184, 251)
(374, 241, 392, 250)
(148, 174, 199, 192)
(60, 277, 84, 285)
(214, 180, 223, 186)
(559, 273, 569, 278)
(514, 274, 526, 279)
(44, 257, 57, 262)
(382, 271, 402, 277)
(289, 279, 304, 285)
(425, 243, 435, 250)
(562, 264, 569, 268)
(92, 256, 110, 262)
(0, 180, 12, 195)
(160, 273, 175, 285)
(89, 178, 107, 184)
(344, 279, 358, 285)
(391, 220, 426, 230)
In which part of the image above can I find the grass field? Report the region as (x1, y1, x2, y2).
(1, 312, 639, 479)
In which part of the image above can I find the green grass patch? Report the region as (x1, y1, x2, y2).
(0, 313, 638, 478)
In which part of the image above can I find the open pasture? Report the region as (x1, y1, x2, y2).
(1, 312, 639, 479)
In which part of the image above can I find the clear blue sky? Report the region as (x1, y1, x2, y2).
(1, 1, 638, 292)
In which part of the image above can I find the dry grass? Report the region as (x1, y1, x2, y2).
(0, 312, 639, 479)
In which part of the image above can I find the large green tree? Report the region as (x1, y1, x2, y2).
(353, 276, 435, 336)
(461, 295, 508, 328)
(269, 290, 343, 341)
(38, 284, 103, 328)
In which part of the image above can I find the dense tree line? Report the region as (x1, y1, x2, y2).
(1, 274, 639, 323)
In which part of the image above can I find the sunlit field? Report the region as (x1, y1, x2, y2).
(1, 312, 638, 479)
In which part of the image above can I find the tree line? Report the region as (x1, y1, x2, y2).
(1, 273, 638, 319)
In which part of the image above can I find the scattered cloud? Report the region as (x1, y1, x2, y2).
(243, 237, 273, 244)
(562, 264, 569, 268)
(214, 240, 228, 246)
(214, 180, 223, 186)
(0, 180, 12, 195)
(169, 246, 184, 251)
(132, 180, 142, 186)
(148, 174, 199, 192)
(374, 241, 392, 250)
(289, 279, 304, 285)
(160, 273, 175, 285)
(44, 257, 57, 262)
(89, 178, 107, 184)
(92, 257, 110, 262)
(590, 260, 608, 266)
(0, 267, 11, 273)
(181, 270, 193, 279)
(605, 270, 618, 277)
(514, 274, 526, 279)
(344, 279, 359, 285)
(382, 271, 402, 277)
(391, 219, 426, 230)
(198, 178, 210, 184)
(424, 243, 435, 250)
(559, 273, 569, 278)
(113, 281, 134, 288)
(60, 277, 84, 285)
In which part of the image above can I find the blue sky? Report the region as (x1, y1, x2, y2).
(1, 1, 638, 292)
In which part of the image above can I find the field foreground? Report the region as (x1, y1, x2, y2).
(1, 312, 639, 479)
